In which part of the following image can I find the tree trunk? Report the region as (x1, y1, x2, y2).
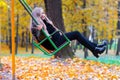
(28, 32, 31, 44)
(105, 40, 108, 54)
(15, 14, 19, 54)
(114, 39, 117, 52)
(6, 30, 9, 45)
(31, 37, 34, 54)
(44, 0, 74, 59)
(9, 27, 12, 54)
(21, 30, 25, 47)
(116, 39, 120, 55)
(82, 0, 88, 58)
(105, 44, 108, 54)
(109, 39, 113, 49)
(8, 9, 12, 54)
(116, 1, 120, 56)
(83, 31, 88, 58)
(26, 28, 29, 52)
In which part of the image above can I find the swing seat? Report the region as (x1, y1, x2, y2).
(33, 30, 70, 56)
(34, 38, 53, 53)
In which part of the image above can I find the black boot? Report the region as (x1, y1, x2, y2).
(97, 40, 107, 47)
(93, 46, 106, 58)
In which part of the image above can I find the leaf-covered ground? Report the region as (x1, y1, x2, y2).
(0, 56, 120, 80)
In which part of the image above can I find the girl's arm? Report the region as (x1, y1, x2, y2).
(36, 24, 50, 36)
(36, 24, 43, 30)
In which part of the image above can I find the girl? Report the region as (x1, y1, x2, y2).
(30, 7, 107, 58)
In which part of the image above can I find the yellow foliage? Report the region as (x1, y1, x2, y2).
(62, 0, 118, 40)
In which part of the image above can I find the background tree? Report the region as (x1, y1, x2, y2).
(116, 1, 120, 55)
(15, 14, 19, 54)
(0, 1, 11, 52)
(44, 0, 74, 58)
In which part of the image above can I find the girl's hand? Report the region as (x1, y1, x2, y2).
(37, 24, 43, 30)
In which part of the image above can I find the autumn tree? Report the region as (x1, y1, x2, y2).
(44, 0, 74, 58)
(0, 0, 12, 53)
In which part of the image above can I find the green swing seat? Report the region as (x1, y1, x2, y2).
(19, 0, 70, 56)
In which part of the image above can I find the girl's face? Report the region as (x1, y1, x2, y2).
(40, 11, 46, 20)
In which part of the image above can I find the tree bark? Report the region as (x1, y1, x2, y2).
(44, 0, 74, 59)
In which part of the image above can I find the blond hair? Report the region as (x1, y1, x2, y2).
(32, 7, 44, 18)
(30, 7, 44, 29)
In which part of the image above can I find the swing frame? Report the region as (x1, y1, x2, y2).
(19, 0, 70, 56)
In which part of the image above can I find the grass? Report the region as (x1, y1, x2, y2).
(87, 55, 120, 66)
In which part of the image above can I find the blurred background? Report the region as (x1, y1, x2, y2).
(0, 0, 120, 79)
(0, 0, 120, 60)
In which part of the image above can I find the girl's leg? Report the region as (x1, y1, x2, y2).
(56, 31, 96, 52)
(56, 31, 106, 58)
(64, 31, 96, 52)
